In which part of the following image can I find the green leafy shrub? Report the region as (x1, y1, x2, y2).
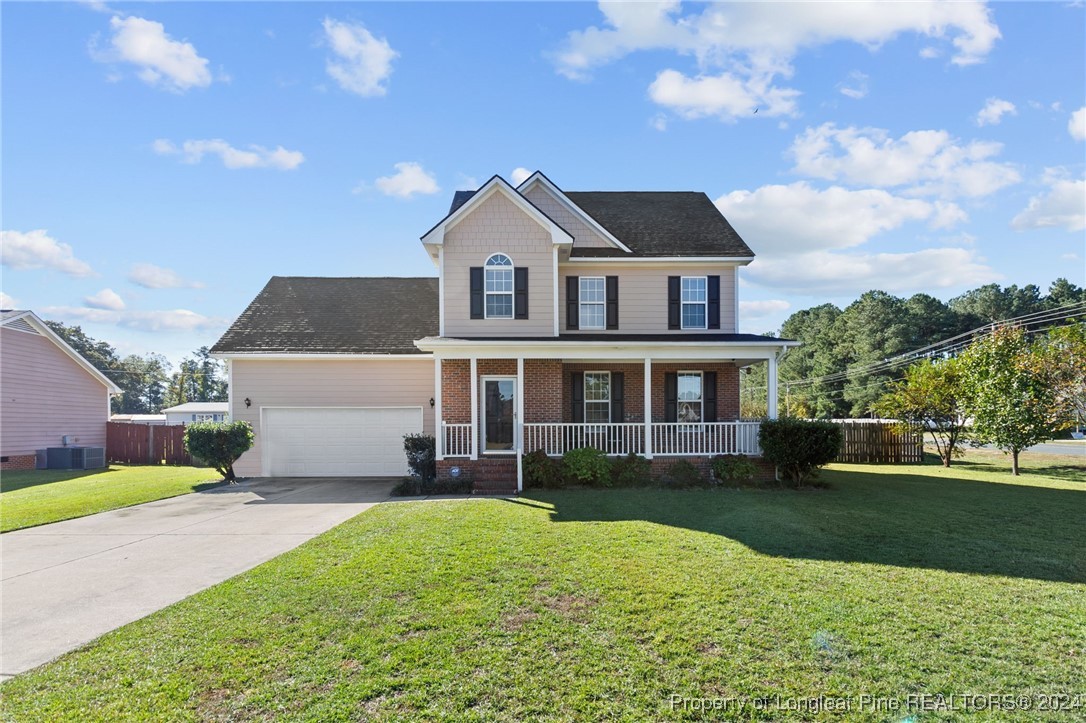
(523, 449, 565, 489)
(562, 447, 611, 487)
(391, 476, 472, 497)
(610, 453, 651, 487)
(759, 418, 842, 485)
(403, 434, 436, 483)
(183, 421, 255, 483)
(711, 454, 759, 485)
(661, 459, 704, 489)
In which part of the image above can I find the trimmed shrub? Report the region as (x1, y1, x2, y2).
(562, 447, 611, 487)
(610, 453, 651, 487)
(661, 459, 704, 489)
(403, 434, 436, 483)
(183, 421, 255, 483)
(759, 418, 842, 485)
(524, 449, 566, 489)
(391, 477, 472, 497)
(710, 454, 759, 486)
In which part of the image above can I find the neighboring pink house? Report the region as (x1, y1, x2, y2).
(212, 172, 797, 489)
(0, 310, 121, 470)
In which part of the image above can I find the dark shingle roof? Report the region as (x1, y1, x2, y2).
(211, 277, 437, 354)
(449, 190, 476, 215)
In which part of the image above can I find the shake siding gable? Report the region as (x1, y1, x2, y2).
(522, 184, 612, 249)
(443, 191, 555, 336)
(0, 326, 110, 456)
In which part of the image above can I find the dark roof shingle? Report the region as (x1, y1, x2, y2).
(211, 277, 437, 354)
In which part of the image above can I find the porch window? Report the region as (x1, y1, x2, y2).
(677, 372, 703, 423)
(681, 277, 707, 329)
(579, 277, 606, 329)
(484, 253, 514, 319)
(584, 371, 611, 423)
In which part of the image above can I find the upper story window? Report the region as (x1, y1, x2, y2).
(484, 253, 514, 319)
(681, 277, 707, 329)
(579, 277, 606, 330)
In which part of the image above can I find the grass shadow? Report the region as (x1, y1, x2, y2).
(0, 466, 119, 494)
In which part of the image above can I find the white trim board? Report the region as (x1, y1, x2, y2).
(516, 171, 632, 253)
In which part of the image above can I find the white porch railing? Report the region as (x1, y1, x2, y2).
(524, 423, 645, 457)
(442, 422, 473, 458)
(651, 422, 762, 457)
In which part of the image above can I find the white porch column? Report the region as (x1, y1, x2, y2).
(767, 353, 779, 420)
(470, 357, 479, 460)
(435, 357, 443, 460)
(644, 358, 653, 459)
(516, 357, 525, 493)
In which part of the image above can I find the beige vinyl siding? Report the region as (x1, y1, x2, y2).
(443, 191, 555, 336)
(0, 326, 110, 456)
(229, 358, 435, 477)
(559, 264, 738, 334)
(522, 184, 611, 249)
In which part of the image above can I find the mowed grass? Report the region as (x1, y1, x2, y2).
(1, 465, 221, 532)
(2, 452, 1083, 722)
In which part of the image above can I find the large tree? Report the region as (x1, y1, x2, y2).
(166, 346, 227, 406)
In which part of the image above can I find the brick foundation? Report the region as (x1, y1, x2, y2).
(437, 457, 518, 494)
(1, 454, 37, 471)
(651, 455, 776, 483)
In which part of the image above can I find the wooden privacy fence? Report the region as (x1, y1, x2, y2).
(826, 419, 923, 464)
(107, 422, 193, 465)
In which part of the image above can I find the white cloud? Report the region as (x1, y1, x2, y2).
(1062, 252, 1082, 262)
(322, 18, 397, 97)
(1010, 172, 1086, 232)
(456, 174, 480, 190)
(128, 263, 205, 289)
(42, 306, 228, 333)
(102, 15, 212, 92)
(0, 291, 17, 308)
(84, 288, 125, 311)
(153, 138, 304, 170)
(919, 46, 941, 59)
(975, 97, 1016, 126)
(715, 182, 960, 256)
(373, 162, 440, 199)
(648, 68, 799, 121)
(739, 299, 790, 319)
(789, 123, 1020, 197)
(838, 70, 869, 99)
(650, 114, 668, 131)
(1069, 107, 1086, 141)
(1, 230, 95, 277)
(510, 167, 532, 185)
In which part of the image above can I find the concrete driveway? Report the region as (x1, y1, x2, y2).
(1, 477, 394, 680)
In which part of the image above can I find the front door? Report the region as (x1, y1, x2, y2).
(483, 377, 515, 452)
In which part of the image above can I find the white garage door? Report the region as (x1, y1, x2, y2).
(263, 407, 422, 477)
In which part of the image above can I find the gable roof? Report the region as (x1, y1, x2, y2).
(162, 402, 229, 414)
(210, 277, 438, 355)
(1, 310, 122, 393)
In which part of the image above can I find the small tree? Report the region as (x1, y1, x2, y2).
(1042, 323, 1086, 433)
(959, 326, 1063, 475)
(183, 421, 255, 483)
(759, 418, 842, 485)
(875, 357, 967, 467)
(403, 434, 436, 483)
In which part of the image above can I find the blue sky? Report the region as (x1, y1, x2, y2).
(3, 1, 1084, 365)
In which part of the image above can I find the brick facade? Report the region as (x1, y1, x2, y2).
(1, 454, 37, 471)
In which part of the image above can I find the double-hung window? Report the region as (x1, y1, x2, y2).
(584, 372, 611, 423)
(484, 254, 514, 319)
(579, 277, 606, 329)
(681, 277, 707, 329)
(677, 372, 703, 424)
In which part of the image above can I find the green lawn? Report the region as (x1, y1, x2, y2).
(1, 465, 221, 532)
(2, 452, 1083, 721)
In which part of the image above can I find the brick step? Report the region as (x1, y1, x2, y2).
(473, 486, 517, 495)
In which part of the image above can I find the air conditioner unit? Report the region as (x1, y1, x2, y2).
(44, 446, 106, 470)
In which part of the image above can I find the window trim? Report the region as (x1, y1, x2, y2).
(680, 276, 708, 330)
(583, 370, 611, 424)
(676, 370, 703, 425)
(578, 276, 607, 330)
(483, 253, 514, 320)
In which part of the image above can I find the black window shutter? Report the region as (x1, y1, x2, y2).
(667, 276, 680, 329)
(610, 372, 624, 423)
(469, 267, 484, 319)
(566, 276, 579, 330)
(708, 276, 721, 329)
(514, 268, 529, 319)
(571, 371, 584, 423)
(605, 276, 619, 330)
(704, 371, 717, 422)
(664, 372, 678, 422)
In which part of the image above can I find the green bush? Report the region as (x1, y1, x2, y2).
(403, 434, 436, 483)
(759, 418, 842, 486)
(610, 453, 651, 487)
(523, 449, 566, 489)
(183, 421, 255, 483)
(711, 454, 759, 485)
(661, 459, 704, 489)
(391, 476, 472, 497)
(562, 447, 611, 487)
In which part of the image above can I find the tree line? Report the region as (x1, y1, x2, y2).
(44, 321, 227, 414)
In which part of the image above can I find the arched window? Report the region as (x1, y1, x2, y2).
(484, 253, 514, 319)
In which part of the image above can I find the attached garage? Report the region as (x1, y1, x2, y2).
(263, 407, 423, 477)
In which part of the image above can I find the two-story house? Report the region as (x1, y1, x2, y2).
(211, 173, 796, 490)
